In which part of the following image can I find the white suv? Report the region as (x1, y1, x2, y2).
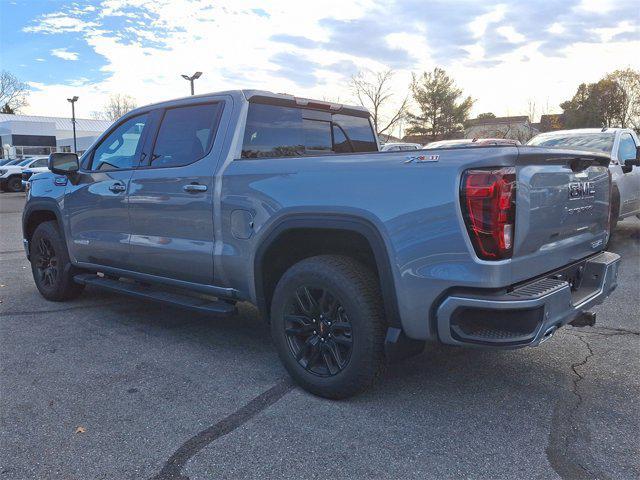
(528, 128, 640, 227)
(0, 156, 49, 192)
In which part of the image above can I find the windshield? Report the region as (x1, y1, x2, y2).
(527, 133, 614, 154)
(17, 158, 34, 166)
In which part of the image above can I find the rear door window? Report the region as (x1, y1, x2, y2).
(148, 103, 222, 168)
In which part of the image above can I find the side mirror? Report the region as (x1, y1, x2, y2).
(620, 146, 640, 174)
(49, 152, 79, 175)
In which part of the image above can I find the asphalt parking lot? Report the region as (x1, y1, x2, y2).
(0, 191, 638, 480)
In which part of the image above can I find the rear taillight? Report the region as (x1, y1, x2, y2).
(461, 167, 516, 260)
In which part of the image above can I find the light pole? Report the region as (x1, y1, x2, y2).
(181, 72, 202, 96)
(67, 96, 79, 153)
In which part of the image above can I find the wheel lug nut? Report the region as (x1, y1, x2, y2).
(313, 331, 317, 335)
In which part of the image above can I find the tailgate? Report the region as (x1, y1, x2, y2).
(512, 147, 611, 271)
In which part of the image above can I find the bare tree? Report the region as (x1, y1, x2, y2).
(96, 94, 137, 121)
(350, 70, 408, 137)
(526, 98, 537, 123)
(606, 69, 640, 129)
(0, 71, 29, 114)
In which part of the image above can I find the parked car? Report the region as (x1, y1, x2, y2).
(527, 128, 640, 226)
(22, 166, 51, 189)
(1, 159, 24, 166)
(425, 138, 521, 148)
(380, 142, 423, 151)
(24, 90, 628, 398)
(0, 156, 49, 192)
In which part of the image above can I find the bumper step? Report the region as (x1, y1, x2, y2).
(74, 274, 237, 316)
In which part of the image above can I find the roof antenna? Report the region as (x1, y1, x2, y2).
(601, 126, 608, 132)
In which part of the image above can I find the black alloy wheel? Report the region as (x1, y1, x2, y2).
(284, 286, 353, 377)
(34, 237, 58, 288)
(30, 221, 85, 301)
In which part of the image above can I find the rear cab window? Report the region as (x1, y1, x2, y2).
(241, 101, 377, 159)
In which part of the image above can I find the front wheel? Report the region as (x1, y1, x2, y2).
(30, 221, 85, 301)
(270, 255, 386, 399)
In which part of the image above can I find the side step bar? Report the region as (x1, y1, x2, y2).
(74, 274, 237, 317)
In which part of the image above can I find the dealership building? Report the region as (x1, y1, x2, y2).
(0, 113, 112, 159)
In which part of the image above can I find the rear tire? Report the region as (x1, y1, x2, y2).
(270, 255, 386, 399)
(606, 189, 621, 248)
(30, 221, 84, 301)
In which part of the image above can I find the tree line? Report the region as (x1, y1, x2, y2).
(350, 67, 640, 141)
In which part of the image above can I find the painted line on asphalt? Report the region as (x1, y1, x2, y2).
(150, 378, 294, 480)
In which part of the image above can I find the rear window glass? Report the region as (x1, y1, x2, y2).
(150, 103, 221, 168)
(332, 114, 377, 152)
(527, 133, 614, 154)
(303, 119, 332, 152)
(241, 103, 376, 158)
(241, 104, 304, 158)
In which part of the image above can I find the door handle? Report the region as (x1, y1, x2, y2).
(108, 182, 126, 193)
(183, 183, 208, 192)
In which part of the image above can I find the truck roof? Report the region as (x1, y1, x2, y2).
(130, 89, 371, 118)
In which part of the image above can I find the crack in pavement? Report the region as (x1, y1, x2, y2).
(149, 378, 294, 480)
(546, 333, 610, 480)
(590, 326, 640, 336)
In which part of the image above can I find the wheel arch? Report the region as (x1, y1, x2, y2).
(23, 200, 67, 259)
(253, 214, 401, 328)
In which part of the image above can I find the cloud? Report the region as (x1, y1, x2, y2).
(51, 48, 79, 61)
(14, 0, 640, 130)
(271, 34, 320, 49)
(270, 52, 322, 88)
(23, 12, 98, 34)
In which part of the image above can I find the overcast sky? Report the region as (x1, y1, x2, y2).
(1, 0, 639, 129)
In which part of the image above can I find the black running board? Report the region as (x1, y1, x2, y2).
(74, 274, 237, 316)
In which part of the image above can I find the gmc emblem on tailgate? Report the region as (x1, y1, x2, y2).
(568, 181, 596, 200)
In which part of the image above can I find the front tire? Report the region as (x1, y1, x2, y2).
(30, 221, 84, 301)
(270, 255, 386, 399)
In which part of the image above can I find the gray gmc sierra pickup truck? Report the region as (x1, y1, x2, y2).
(23, 90, 637, 398)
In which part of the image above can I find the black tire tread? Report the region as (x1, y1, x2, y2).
(30, 221, 84, 302)
(271, 254, 386, 399)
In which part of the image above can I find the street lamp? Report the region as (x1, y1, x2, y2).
(181, 71, 202, 96)
(67, 96, 79, 153)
